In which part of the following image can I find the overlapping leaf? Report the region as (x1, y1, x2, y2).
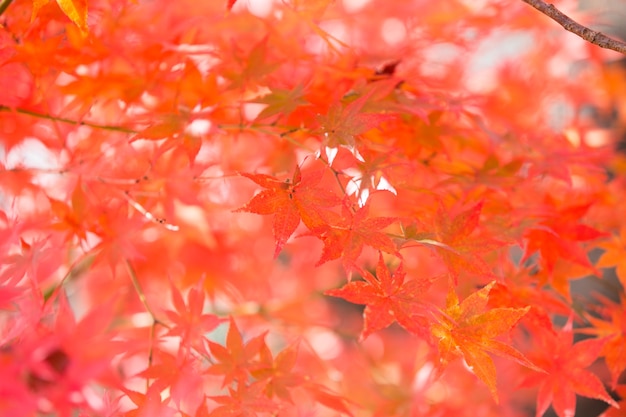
(32, 0, 88, 35)
(596, 226, 626, 289)
(578, 294, 626, 388)
(206, 317, 267, 387)
(315, 202, 398, 271)
(326, 253, 434, 340)
(405, 202, 501, 283)
(430, 282, 540, 402)
(251, 341, 304, 402)
(318, 90, 394, 148)
(251, 85, 308, 121)
(163, 278, 222, 351)
(520, 323, 618, 417)
(522, 201, 607, 279)
(235, 166, 340, 257)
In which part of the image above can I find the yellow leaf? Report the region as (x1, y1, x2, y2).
(56, 0, 88, 35)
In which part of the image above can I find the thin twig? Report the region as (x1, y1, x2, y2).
(43, 252, 96, 302)
(0, 105, 137, 134)
(122, 191, 180, 231)
(124, 259, 167, 327)
(522, 0, 626, 55)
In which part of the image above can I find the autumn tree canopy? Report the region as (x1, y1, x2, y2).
(1, 0, 626, 416)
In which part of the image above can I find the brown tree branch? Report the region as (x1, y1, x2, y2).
(522, 0, 626, 55)
(0, 0, 13, 17)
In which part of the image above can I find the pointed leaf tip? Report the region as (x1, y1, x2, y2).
(57, 0, 89, 35)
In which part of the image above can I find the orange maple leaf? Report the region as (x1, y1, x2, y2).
(123, 380, 177, 417)
(32, 0, 88, 35)
(596, 226, 626, 290)
(251, 341, 304, 402)
(325, 253, 434, 340)
(431, 281, 540, 403)
(206, 317, 267, 388)
(235, 166, 340, 257)
(209, 381, 279, 417)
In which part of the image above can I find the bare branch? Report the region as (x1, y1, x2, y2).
(522, 0, 626, 55)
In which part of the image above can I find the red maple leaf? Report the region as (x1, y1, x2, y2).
(405, 202, 501, 283)
(520, 322, 619, 417)
(522, 201, 607, 276)
(325, 253, 434, 340)
(315, 202, 398, 271)
(578, 293, 626, 389)
(235, 165, 340, 257)
(317, 84, 395, 149)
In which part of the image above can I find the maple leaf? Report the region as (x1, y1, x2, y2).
(520, 323, 619, 417)
(32, 0, 88, 35)
(405, 202, 501, 283)
(325, 253, 434, 340)
(205, 317, 267, 387)
(0, 236, 61, 286)
(522, 201, 607, 276)
(235, 166, 340, 257)
(91, 209, 146, 274)
(138, 349, 204, 414)
(223, 36, 279, 89)
(251, 84, 309, 121)
(251, 340, 304, 402)
(430, 281, 540, 403)
(162, 278, 222, 351)
(123, 380, 177, 417)
(602, 385, 626, 417)
(315, 202, 398, 271)
(209, 380, 279, 417)
(317, 90, 394, 148)
(596, 226, 626, 290)
(49, 181, 88, 242)
(578, 294, 626, 388)
(132, 112, 188, 141)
